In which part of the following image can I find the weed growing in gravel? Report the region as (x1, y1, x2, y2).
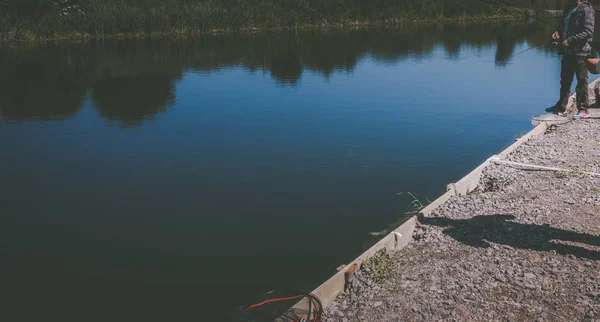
(469, 189, 483, 196)
(554, 171, 570, 179)
(592, 187, 600, 193)
(363, 249, 395, 283)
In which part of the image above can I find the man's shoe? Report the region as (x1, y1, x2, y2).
(573, 110, 591, 118)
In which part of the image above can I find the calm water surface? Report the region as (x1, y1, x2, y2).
(1, 21, 595, 321)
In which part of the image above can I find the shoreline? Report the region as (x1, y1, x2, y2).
(0, 14, 550, 42)
(283, 80, 600, 321)
(323, 94, 600, 320)
(325, 112, 600, 320)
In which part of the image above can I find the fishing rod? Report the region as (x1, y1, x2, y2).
(478, 42, 549, 63)
(508, 43, 546, 58)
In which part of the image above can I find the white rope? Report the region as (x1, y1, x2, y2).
(489, 157, 600, 177)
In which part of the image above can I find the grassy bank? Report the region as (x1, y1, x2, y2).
(0, 0, 568, 40)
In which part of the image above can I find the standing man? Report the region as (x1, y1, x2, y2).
(547, 0, 595, 117)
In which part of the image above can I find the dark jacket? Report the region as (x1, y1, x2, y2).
(557, 0, 595, 56)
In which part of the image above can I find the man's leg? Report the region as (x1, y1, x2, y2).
(575, 57, 590, 111)
(585, 59, 600, 107)
(557, 56, 576, 113)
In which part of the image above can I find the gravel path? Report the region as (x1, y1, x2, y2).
(324, 110, 600, 322)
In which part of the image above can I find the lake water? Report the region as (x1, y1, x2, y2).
(1, 21, 596, 321)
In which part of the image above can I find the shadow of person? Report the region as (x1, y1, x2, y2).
(418, 214, 600, 261)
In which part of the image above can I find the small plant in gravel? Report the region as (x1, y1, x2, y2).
(592, 187, 600, 193)
(554, 171, 570, 179)
(468, 189, 483, 196)
(362, 249, 396, 283)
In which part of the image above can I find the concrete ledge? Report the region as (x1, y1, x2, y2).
(498, 122, 548, 159)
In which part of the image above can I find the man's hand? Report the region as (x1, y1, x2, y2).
(552, 31, 560, 40)
(562, 39, 569, 46)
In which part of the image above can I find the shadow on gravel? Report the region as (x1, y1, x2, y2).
(418, 214, 600, 261)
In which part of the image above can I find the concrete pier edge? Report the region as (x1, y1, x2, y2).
(281, 78, 600, 320)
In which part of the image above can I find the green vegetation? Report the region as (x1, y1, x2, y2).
(0, 0, 568, 40)
(397, 191, 432, 215)
(468, 189, 483, 195)
(370, 191, 433, 237)
(362, 249, 396, 283)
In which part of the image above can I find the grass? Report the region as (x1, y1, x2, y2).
(0, 0, 569, 40)
(370, 191, 431, 237)
(397, 191, 433, 215)
(469, 189, 484, 196)
(362, 249, 396, 283)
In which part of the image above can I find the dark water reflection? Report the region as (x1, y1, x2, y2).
(0, 21, 587, 322)
(0, 21, 556, 124)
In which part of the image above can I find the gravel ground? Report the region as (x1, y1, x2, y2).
(324, 110, 600, 322)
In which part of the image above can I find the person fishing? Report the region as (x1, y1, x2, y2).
(546, 0, 595, 117)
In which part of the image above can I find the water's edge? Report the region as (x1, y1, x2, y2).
(282, 78, 600, 319)
(1, 15, 538, 42)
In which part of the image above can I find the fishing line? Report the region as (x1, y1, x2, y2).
(509, 43, 547, 58)
(478, 42, 547, 63)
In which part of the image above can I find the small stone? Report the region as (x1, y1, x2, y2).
(373, 301, 383, 308)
